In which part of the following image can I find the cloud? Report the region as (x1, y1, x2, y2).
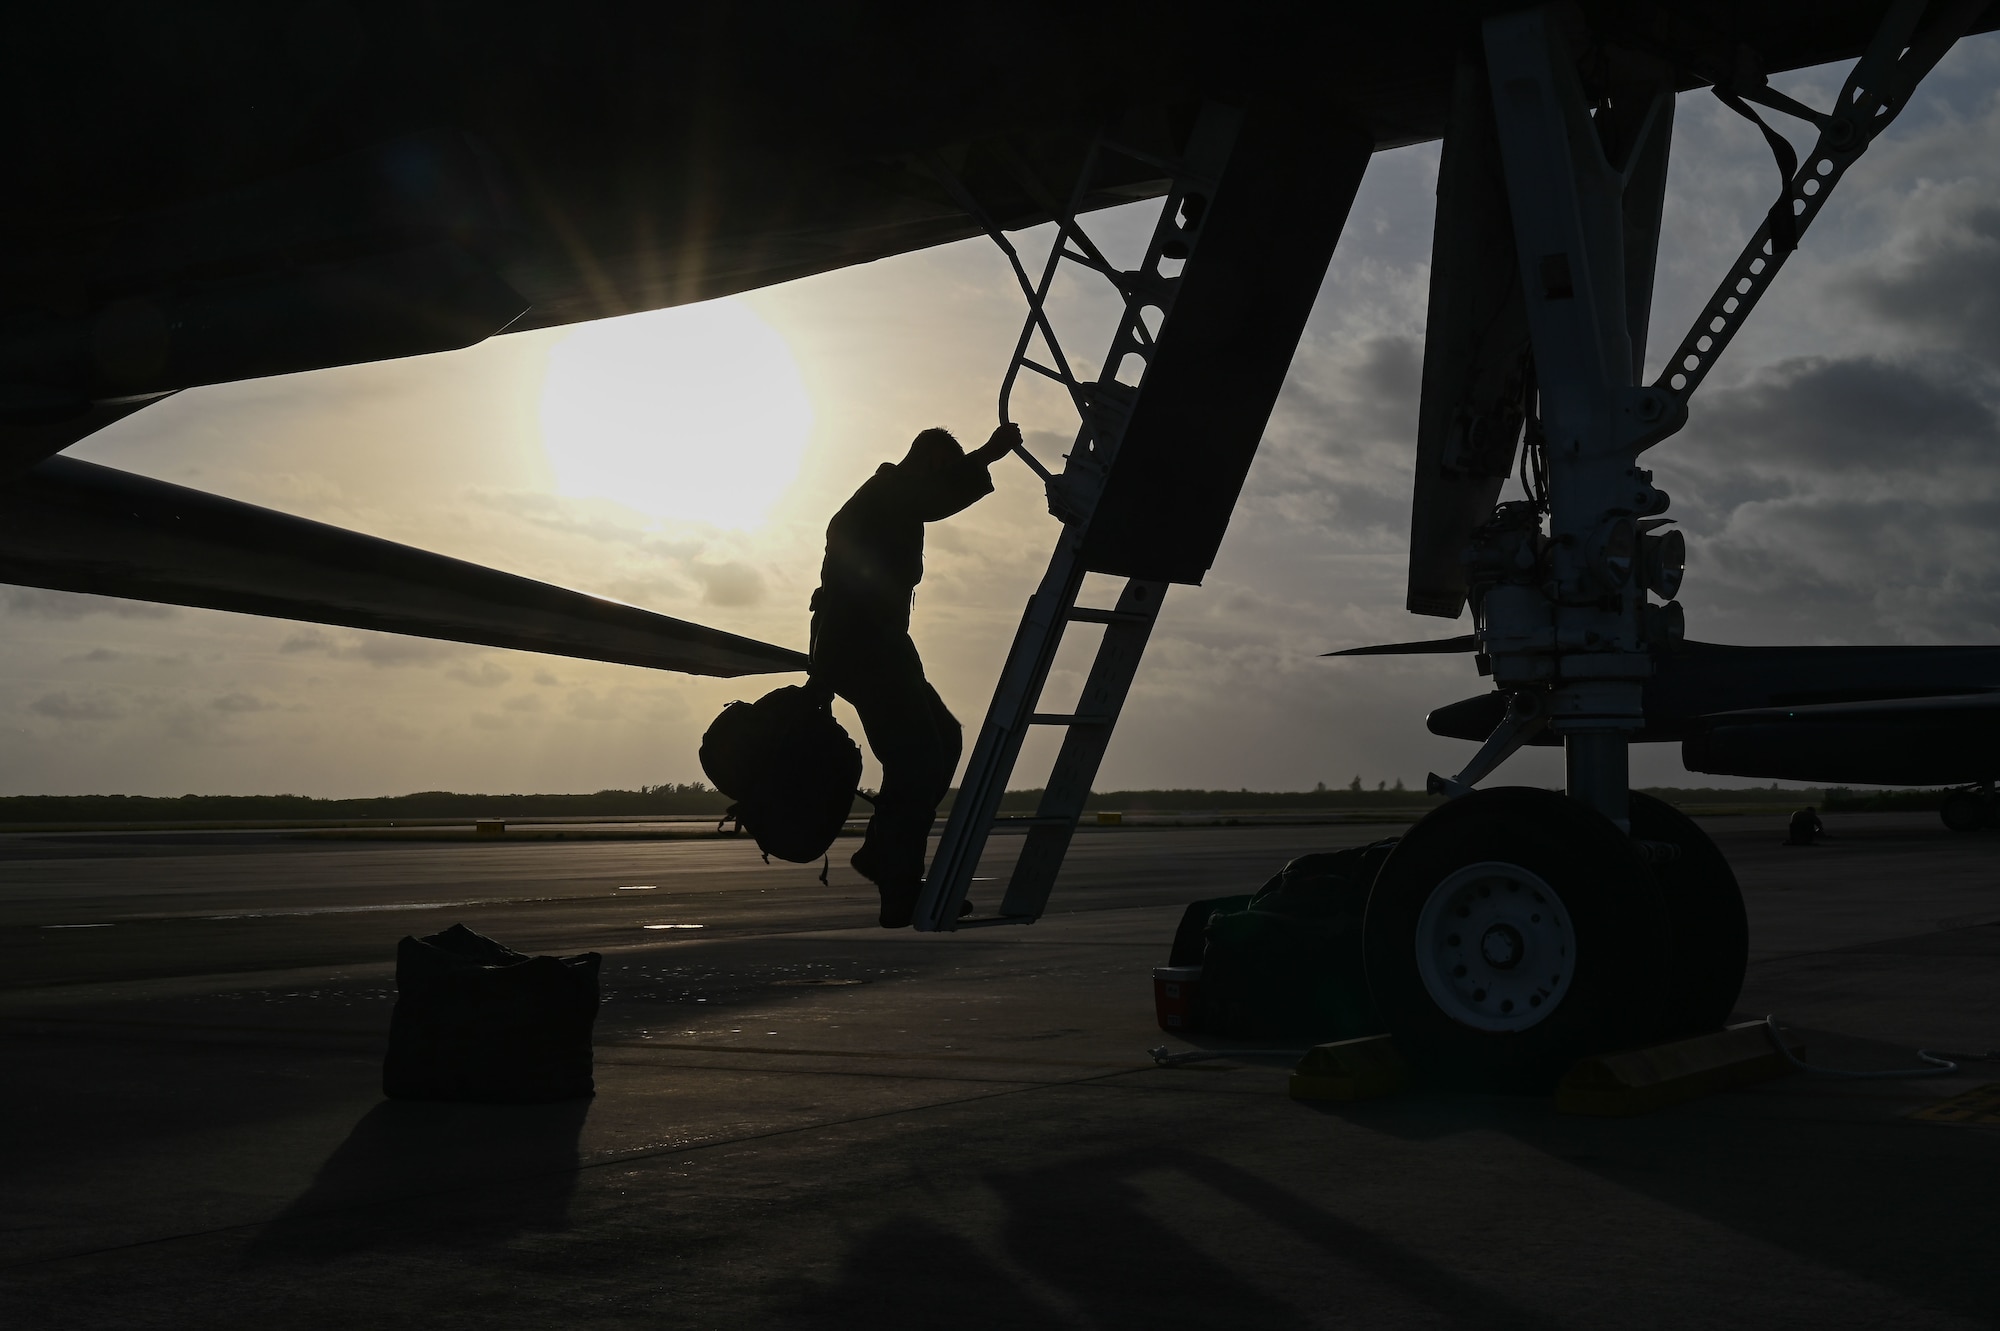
(1332, 334, 1424, 445)
(31, 692, 124, 721)
(4, 589, 175, 620)
(279, 627, 467, 667)
(565, 689, 621, 721)
(1241, 332, 1429, 543)
(687, 560, 766, 607)
(211, 692, 275, 713)
(1676, 354, 1999, 475)
(1651, 349, 2000, 644)
(444, 661, 512, 688)
(601, 576, 690, 607)
(467, 489, 708, 560)
(353, 636, 464, 667)
(1844, 195, 2000, 360)
(278, 629, 335, 655)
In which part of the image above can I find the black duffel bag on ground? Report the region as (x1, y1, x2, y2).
(383, 924, 601, 1103)
(700, 681, 862, 864)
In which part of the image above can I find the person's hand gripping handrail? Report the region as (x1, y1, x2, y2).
(976, 421, 1049, 483)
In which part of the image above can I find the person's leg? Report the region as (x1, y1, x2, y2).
(859, 679, 961, 904)
(813, 617, 948, 924)
(924, 681, 964, 798)
(852, 675, 960, 923)
(853, 675, 951, 919)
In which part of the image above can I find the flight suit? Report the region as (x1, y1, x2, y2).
(810, 453, 995, 904)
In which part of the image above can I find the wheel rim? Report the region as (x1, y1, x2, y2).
(1413, 861, 1575, 1032)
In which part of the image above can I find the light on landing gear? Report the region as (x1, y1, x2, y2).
(1413, 861, 1574, 1032)
(1643, 599, 1686, 645)
(1640, 528, 1686, 599)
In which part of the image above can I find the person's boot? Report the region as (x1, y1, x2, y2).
(876, 879, 920, 929)
(870, 874, 974, 928)
(849, 843, 889, 887)
(854, 825, 970, 926)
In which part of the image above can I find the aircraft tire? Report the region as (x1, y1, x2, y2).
(1629, 792, 1747, 1037)
(1940, 789, 1989, 833)
(1363, 787, 1673, 1092)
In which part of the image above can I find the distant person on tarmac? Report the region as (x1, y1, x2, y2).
(811, 422, 1020, 927)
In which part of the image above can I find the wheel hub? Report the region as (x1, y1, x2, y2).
(1414, 861, 1574, 1032)
(1480, 922, 1525, 969)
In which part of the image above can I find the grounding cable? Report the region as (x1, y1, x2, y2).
(1761, 1015, 1992, 1080)
(1150, 1025, 2000, 1078)
(1147, 1046, 1307, 1067)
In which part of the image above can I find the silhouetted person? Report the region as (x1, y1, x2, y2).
(1784, 805, 1823, 846)
(812, 422, 1019, 926)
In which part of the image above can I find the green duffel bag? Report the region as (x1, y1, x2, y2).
(1196, 840, 1397, 1041)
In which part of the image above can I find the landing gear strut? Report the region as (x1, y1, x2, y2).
(1368, 12, 1698, 1085)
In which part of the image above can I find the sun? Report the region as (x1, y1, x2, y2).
(538, 299, 814, 528)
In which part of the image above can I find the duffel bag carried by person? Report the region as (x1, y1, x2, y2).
(699, 681, 862, 864)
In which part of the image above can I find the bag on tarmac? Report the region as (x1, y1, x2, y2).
(1181, 839, 1399, 1041)
(699, 681, 862, 864)
(383, 924, 601, 1103)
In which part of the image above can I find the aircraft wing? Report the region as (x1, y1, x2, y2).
(1684, 692, 2000, 786)
(1427, 641, 2000, 783)
(0, 457, 807, 679)
(1325, 635, 1479, 656)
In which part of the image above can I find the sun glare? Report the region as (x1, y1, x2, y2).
(538, 300, 814, 528)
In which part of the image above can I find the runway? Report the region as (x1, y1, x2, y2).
(2, 812, 1996, 1328)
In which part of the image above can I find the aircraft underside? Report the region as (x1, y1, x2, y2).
(6, 0, 1999, 1086)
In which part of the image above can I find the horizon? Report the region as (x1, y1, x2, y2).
(0, 778, 1860, 803)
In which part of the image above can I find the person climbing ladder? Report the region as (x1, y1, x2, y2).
(811, 422, 1020, 926)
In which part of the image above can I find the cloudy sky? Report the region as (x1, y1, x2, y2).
(5, 36, 1999, 798)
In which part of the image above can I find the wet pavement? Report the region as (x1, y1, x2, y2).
(1, 812, 1996, 1329)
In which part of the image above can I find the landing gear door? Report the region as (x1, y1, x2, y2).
(1406, 51, 1533, 620)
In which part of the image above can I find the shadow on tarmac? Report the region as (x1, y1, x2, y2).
(778, 1147, 1544, 1331)
(1296, 1066, 2000, 1325)
(245, 1098, 590, 1262)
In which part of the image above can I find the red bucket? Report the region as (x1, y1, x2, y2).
(1152, 965, 1203, 1032)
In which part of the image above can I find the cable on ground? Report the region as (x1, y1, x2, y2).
(1763, 1015, 1974, 1079)
(1150, 1028, 1999, 1076)
(1147, 1046, 1307, 1067)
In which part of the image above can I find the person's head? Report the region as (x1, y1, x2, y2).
(903, 427, 963, 471)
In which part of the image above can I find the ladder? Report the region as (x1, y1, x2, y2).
(911, 105, 1243, 932)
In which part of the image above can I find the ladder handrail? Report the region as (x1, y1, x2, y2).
(912, 144, 1108, 444)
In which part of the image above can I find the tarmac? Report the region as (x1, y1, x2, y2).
(1, 811, 1996, 1329)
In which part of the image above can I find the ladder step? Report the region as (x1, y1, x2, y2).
(1066, 606, 1151, 625)
(1028, 712, 1110, 726)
